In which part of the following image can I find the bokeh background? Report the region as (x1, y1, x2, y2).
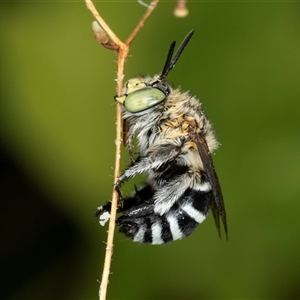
(1, 1, 300, 299)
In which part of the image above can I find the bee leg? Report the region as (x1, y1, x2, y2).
(153, 172, 193, 215)
(112, 160, 151, 205)
(95, 196, 125, 227)
(111, 183, 152, 226)
(94, 198, 123, 226)
(95, 183, 124, 215)
(153, 170, 212, 215)
(94, 201, 112, 226)
(115, 145, 181, 188)
(94, 186, 124, 226)
(114, 157, 152, 189)
(116, 203, 156, 243)
(118, 184, 154, 212)
(94, 202, 111, 218)
(114, 185, 157, 242)
(96, 183, 154, 218)
(117, 203, 155, 224)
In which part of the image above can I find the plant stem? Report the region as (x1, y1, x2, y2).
(85, 1, 159, 299)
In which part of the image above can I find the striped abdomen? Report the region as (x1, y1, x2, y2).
(117, 188, 212, 244)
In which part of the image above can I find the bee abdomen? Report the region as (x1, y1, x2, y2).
(117, 189, 211, 244)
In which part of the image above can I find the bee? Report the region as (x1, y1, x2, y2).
(95, 30, 227, 244)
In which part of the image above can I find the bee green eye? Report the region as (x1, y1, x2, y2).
(124, 88, 166, 113)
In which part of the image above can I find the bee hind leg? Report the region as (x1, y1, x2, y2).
(95, 184, 154, 226)
(117, 188, 213, 244)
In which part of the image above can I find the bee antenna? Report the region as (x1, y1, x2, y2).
(160, 41, 176, 80)
(159, 29, 194, 80)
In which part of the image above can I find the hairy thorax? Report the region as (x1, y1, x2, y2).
(125, 88, 219, 171)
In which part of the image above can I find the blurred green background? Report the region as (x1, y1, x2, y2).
(1, 1, 300, 299)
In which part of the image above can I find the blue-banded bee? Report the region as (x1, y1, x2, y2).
(96, 30, 227, 244)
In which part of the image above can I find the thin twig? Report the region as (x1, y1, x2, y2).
(85, 0, 122, 46)
(126, 0, 159, 46)
(85, 1, 159, 299)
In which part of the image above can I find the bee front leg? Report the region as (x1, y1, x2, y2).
(114, 156, 154, 189)
(116, 144, 181, 185)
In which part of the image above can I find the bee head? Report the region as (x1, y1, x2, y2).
(115, 30, 194, 114)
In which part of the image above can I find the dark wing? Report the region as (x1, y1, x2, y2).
(189, 130, 228, 239)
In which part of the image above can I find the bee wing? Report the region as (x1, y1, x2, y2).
(190, 131, 228, 239)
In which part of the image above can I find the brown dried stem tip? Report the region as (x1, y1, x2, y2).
(92, 21, 119, 50)
(174, 0, 189, 18)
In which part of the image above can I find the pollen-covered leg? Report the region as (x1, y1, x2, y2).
(153, 169, 211, 216)
(117, 188, 212, 244)
(95, 202, 112, 226)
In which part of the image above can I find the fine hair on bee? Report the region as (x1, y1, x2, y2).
(95, 29, 228, 244)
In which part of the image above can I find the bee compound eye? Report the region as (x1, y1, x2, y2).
(124, 88, 166, 113)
